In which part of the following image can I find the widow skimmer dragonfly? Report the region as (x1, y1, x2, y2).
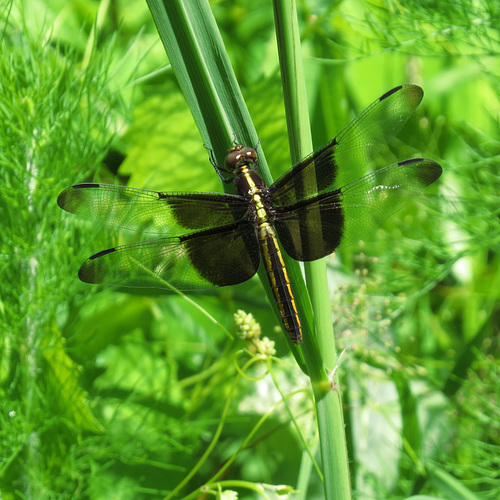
(58, 84, 442, 345)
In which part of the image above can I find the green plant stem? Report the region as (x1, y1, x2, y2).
(272, 0, 351, 498)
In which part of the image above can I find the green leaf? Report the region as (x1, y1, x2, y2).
(43, 337, 105, 434)
(427, 466, 482, 500)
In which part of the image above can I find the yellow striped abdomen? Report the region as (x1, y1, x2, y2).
(258, 221, 302, 344)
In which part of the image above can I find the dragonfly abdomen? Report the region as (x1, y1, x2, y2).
(258, 221, 302, 344)
(237, 164, 303, 344)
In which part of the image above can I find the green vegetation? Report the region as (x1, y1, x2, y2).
(1, 0, 498, 499)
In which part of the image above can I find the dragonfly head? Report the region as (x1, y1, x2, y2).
(225, 145, 258, 172)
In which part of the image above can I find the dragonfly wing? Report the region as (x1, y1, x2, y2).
(274, 158, 442, 261)
(78, 222, 260, 289)
(58, 183, 249, 235)
(270, 85, 425, 206)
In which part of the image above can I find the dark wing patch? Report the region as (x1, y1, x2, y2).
(274, 159, 442, 261)
(79, 222, 261, 290)
(58, 183, 249, 235)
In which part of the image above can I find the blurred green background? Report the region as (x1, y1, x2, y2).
(1, 0, 498, 499)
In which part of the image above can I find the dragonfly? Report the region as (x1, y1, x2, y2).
(58, 84, 442, 345)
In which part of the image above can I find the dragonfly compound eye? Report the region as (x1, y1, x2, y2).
(239, 147, 257, 163)
(224, 148, 242, 170)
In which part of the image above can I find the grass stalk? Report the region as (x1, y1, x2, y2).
(272, 2, 351, 498)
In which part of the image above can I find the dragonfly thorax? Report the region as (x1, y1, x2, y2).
(234, 167, 268, 200)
